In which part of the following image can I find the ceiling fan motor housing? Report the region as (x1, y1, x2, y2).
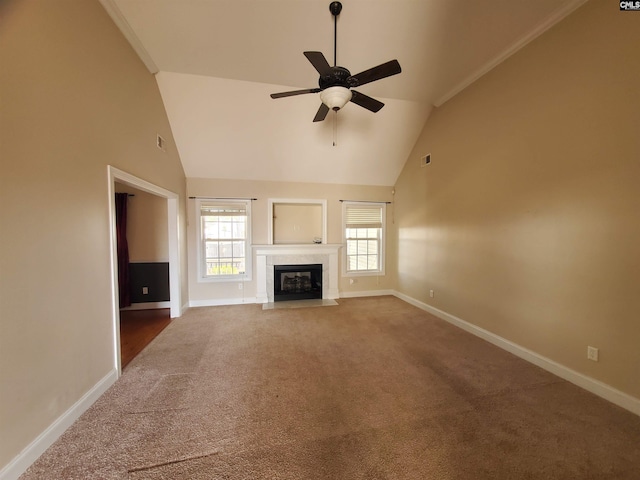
(319, 66, 352, 89)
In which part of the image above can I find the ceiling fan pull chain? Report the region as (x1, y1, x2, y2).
(333, 110, 338, 147)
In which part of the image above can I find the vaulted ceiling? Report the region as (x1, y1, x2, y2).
(100, 0, 586, 186)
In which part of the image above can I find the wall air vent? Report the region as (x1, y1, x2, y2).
(421, 153, 431, 167)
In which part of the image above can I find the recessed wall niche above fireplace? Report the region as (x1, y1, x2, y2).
(267, 198, 327, 245)
(274, 264, 322, 302)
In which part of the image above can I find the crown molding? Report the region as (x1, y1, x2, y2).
(98, 0, 159, 74)
(434, 0, 589, 107)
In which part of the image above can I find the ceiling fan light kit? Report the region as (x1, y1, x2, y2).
(320, 86, 352, 111)
(270, 1, 401, 123)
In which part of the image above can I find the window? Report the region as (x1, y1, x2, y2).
(197, 199, 251, 281)
(343, 202, 385, 275)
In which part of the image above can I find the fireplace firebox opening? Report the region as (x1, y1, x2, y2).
(274, 264, 322, 302)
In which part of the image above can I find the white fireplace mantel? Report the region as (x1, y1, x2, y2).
(253, 244, 342, 303)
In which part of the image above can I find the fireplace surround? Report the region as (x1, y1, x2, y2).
(253, 244, 341, 303)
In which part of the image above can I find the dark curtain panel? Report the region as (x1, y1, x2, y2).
(115, 193, 131, 308)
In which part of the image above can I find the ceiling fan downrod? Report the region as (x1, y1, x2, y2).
(330, 1, 342, 67)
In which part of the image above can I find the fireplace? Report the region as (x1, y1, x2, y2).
(273, 264, 322, 302)
(253, 244, 341, 304)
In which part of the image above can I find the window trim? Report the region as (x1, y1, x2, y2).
(341, 201, 386, 277)
(196, 198, 252, 283)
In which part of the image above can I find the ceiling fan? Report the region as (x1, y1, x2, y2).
(270, 1, 401, 122)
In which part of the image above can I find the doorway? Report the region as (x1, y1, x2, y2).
(108, 166, 181, 374)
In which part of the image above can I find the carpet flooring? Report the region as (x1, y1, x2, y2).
(20, 296, 640, 479)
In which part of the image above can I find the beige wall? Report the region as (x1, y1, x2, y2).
(115, 184, 169, 262)
(0, 0, 187, 470)
(187, 177, 395, 302)
(393, 0, 640, 399)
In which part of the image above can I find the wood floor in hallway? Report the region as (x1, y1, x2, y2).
(119, 308, 171, 368)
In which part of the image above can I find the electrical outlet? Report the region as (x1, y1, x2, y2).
(238, 283, 243, 290)
(429, 289, 434, 298)
(587, 346, 599, 362)
(142, 287, 149, 295)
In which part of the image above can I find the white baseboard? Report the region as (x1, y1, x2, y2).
(188, 290, 396, 307)
(393, 291, 640, 417)
(340, 289, 395, 299)
(189, 297, 258, 308)
(0, 369, 118, 480)
(181, 302, 190, 315)
(121, 301, 171, 311)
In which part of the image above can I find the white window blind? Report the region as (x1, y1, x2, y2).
(201, 204, 247, 217)
(345, 205, 383, 229)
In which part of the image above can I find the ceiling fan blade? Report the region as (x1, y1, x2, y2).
(349, 60, 401, 87)
(270, 88, 320, 99)
(304, 51, 332, 76)
(350, 90, 384, 113)
(313, 103, 330, 122)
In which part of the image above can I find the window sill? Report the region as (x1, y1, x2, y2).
(343, 270, 385, 277)
(198, 274, 252, 283)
